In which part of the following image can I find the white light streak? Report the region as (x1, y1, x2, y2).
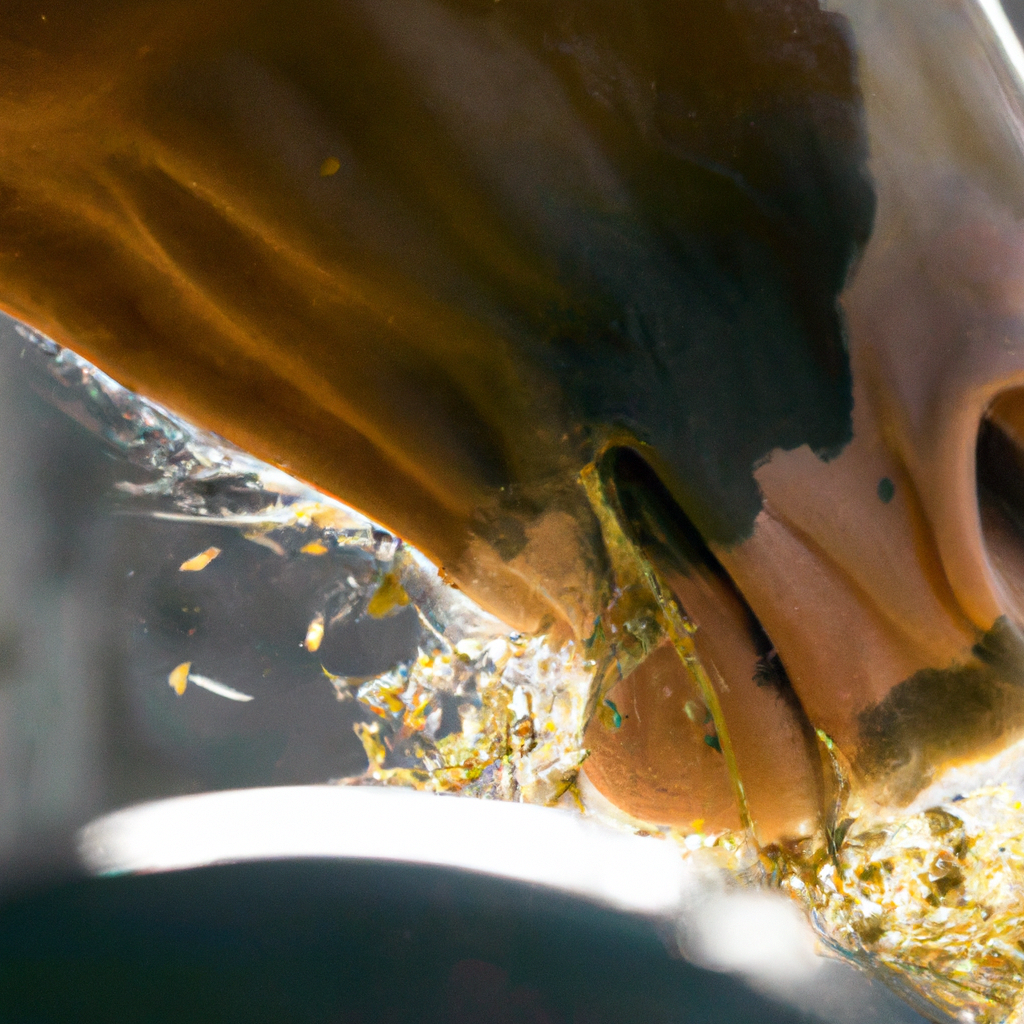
(682, 891, 820, 993)
(978, 0, 1024, 88)
(77, 786, 688, 915)
(188, 673, 254, 702)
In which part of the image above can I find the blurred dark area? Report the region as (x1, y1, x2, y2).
(0, 858, 883, 1024)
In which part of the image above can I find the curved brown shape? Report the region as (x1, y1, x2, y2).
(0, 0, 870, 644)
(10, 0, 1024, 842)
(584, 641, 741, 834)
(0, 0, 601, 634)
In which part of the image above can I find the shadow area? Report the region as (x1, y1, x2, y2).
(0, 858, 810, 1024)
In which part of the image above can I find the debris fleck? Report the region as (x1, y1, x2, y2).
(367, 572, 410, 618)
(244, 532, 286, 556)
(168, 661, 252, 702)
(304, 612, 325, 652)
(179, 546, 221, 572)
(187, 672, 254, 702)
(168, 661, 190, 695)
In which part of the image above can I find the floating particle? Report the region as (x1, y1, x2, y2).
(179, 546, 221, 571)
(244, 532, 286, 556)
(454, 638, 484, 661)
(353, 721, 386, 767)
(366, 572, 410, 618)
(187, 672, 254, 702)
(168, 661, 190, 695)
(304, 612, 325, 652)
(319, 156, 341, 177)
(300, 540, 329, 555)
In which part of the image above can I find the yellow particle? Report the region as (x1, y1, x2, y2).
(377, 683, 405, 714)
(319, 156, 341, 177)
(690, 818, 705, 833)
(300, 540, 329, 555)
(353, 721, 386, 767)
(304, 613, 325, 652)
(179, 546, 221, 572)
(366, 573, 410, 618)
(403, 691, 432, 732)
(168, 661, 191, 696)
